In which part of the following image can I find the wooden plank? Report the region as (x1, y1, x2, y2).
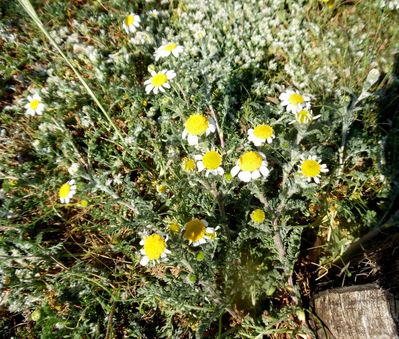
(314, 283, 399, 339)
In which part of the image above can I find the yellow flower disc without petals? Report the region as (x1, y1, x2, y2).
(164, 43, 177, 52)
(288, 93, 305, 105)
(29, 99, 40, 110)
(322, 0, 335, 8)
(151, 73, 168, 87)
(202, 151, 222, 170)
(253, 125, 273, 139)
(184, 219, 206, 242)
(239, 151, 262, 171)
(301, 159, 321, 177)
(185, 114, 209, 135)
(59, 183, 71, 199)
(251, 209, 265, 223)
(169, 222, 180, 233)
(79, 200, 88, 207)
(125, 15, 134, 26)
(182, 158, 196, 172)
(143, 234, 166, 260)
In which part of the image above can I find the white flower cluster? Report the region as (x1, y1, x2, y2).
(164, 0, 286, 92)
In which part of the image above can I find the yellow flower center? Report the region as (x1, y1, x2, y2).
(202, 151, 222, 170)
(296, 109, 312, 124)
(253, 125, 273, 139)
(288, 93, 305, 105)
(156, 184, 167, 193)
(185, 114, 209, 135)
(182, 158, 196, 172)
(251, 209, 265, 223)
(168, 222, 180, 233)
(29, 99, 40, 110)
(163, 42, 177, 52)
(322, 0, 335, 8)
(239, 151, 263, 172)
(9, 179, 17, 187)
(143, 234, 166, 260)
(59, 183, 71, 199)
(184, 219, 206, 242)
(151, 73, 168, 87)
(79, 200, 88, 207)
(224, 173, 233, 181)
(301, 159, 321, 177)
(125, 15, 135, 26)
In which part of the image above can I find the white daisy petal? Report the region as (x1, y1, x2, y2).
(251, 170, 261, 179)
(145, 85, 153, 94)
(207, 123, 216, 134)
(140, 256, 150, 266)
(279, 92, 288, 101)
(197, 161, 205, 171)
(238, 171, 252, 182)
(187, 134, 199, 145)
(259, 165, 270, 177)
(166, 70, 176, 79)
(231, 165, 240, 177)
(253, 138, 263, 146)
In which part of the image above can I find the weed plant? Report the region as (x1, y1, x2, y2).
(0, 0, 398, 337)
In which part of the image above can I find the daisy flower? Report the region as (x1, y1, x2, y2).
(25, 94, 45, 116)
(139, 233, 171, 266)
(248, 124, 275, 146)
(250, 209, 265, 223)
(122, 13, 140, 34)
(184, 218, 217, 246)
(289, 108, 320, 125)
(58, 179, 77, 204)
(156, 183, 167, 193)
(181, 157, 196, 172)
(147, 9, 159, 18)
(231, 151, 269, 182)
(299, 155, 329, 184)
(182, 113, 216, 146)
(279, 89, 311, 114)
(154, 42, 184, 61)
(195, 150, 224, 176)
(144, 69, 176, 94)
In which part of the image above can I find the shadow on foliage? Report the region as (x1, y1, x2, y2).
(296, 53, 399, 317)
